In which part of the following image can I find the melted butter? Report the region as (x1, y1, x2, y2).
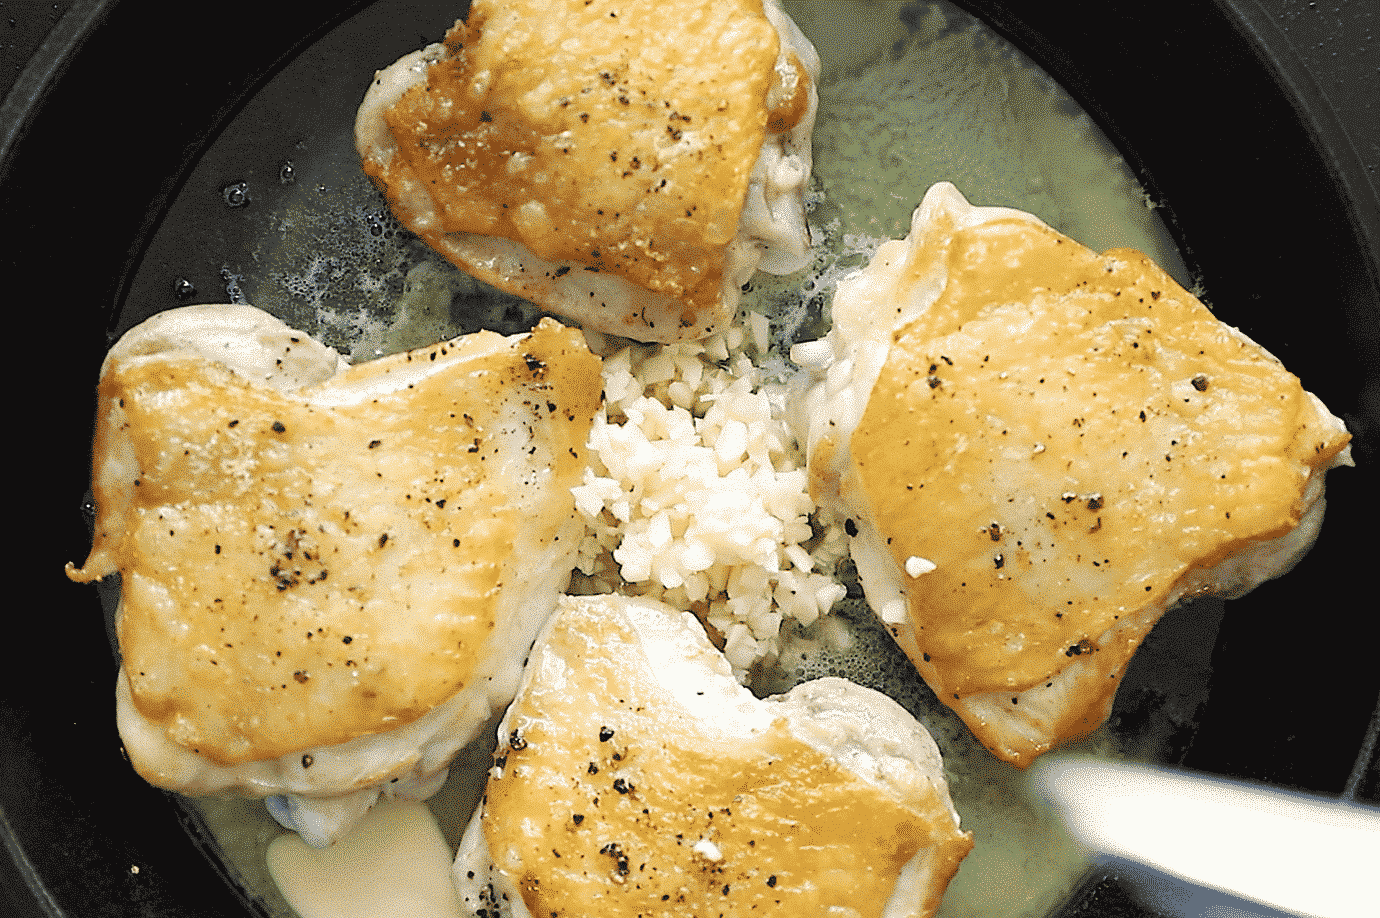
(482, 601, 972, 918)
(850, 212, 1350, 697)
(375, 0, 783, 314)
(78, 320, 600, 765)
(267, 799, 464, 918)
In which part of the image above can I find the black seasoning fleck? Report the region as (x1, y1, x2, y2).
(509, 729, 528, 751)
(994, 553, 1004, 570)
(572, 813, 585, 825)
(1191, 374, 1209, 392)
(1086, 494, 1103, 511)
(301, 754, 313, 768)
(368, 439, 382, 449)
(599, 843, 631, 876)
(599, 726, 615, 742)
(272, 421, 286, 434)
(1064, 638, 1095, 657)
(844, 519, 858, 537)
(378, 533, 389, 548)
(767, 875, 778, 888)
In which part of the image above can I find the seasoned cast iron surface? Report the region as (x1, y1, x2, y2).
(3, 2, 1376, 917)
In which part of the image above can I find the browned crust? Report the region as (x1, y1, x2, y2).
(481, 596, 972, 917)
(853, 214, 1350, 701)
(766, 51, 812, 133)
(823, 184, 1352, 766)
(72, 320, 601, 765)
(358, 0, 794, 341)
(887, 601, 1164, 768)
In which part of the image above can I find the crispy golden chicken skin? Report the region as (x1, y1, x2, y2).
(802, 182, 1352, 767)
(355, 0, 819, 343)
(455, 594, 972, 918)
(67, 305, 601, 843)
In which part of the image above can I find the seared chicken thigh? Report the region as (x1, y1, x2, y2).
(454, 593, 973, 918)
(799, 182, 1352, 767)
(67, 304, 601, 845)
(355, 0, 819, 343)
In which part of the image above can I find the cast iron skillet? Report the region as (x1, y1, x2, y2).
(5, 2, 1377, 916)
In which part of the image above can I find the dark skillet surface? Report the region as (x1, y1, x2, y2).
(3, 2, 1377, 917)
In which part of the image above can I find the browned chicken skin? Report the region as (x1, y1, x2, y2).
(354, 0, 819, 343)
(455, 593, 972, 918)
(67, 304, 602, 844)
(803, 182, 1352, 767)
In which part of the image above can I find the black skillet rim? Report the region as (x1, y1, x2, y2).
(4, 1, 1377, 916)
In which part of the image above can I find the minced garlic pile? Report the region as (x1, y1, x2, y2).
(571, 315, 848, 680)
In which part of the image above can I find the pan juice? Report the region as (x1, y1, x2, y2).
(182, 4, 1194, 918)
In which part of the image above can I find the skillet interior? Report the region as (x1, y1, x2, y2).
(4, 2, 1377, 917)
